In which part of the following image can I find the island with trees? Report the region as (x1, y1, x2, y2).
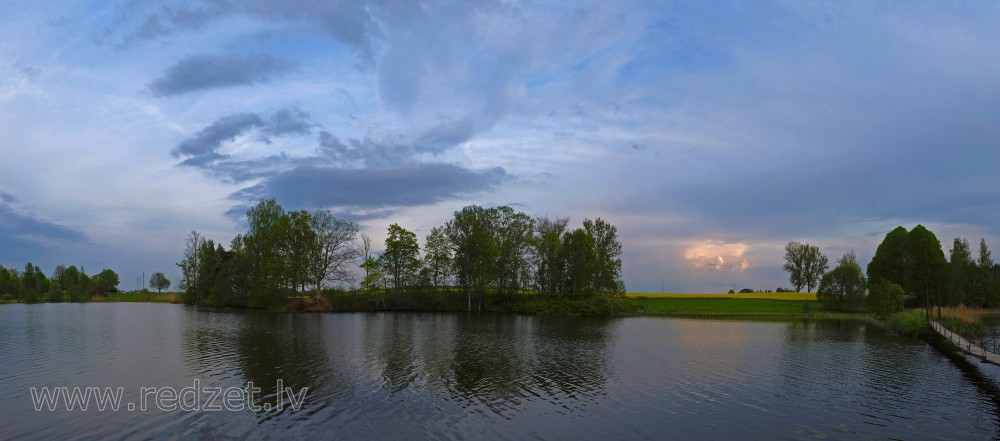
(175, 199, 632, 315)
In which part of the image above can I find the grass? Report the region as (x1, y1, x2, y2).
(627, 292, 817, 301)
(101, 292, 181, 303)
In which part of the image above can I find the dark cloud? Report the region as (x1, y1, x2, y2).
(232, 164, 508, 210)
(318, 132, 395, 168)
(149, 54, 291, 96)
(173, 107, 313, 160)
(415, 118, 476, 154)
(173, 112, 264, 158)
(0, 194, 87, 262)
(115, 1, 376, 59)
(261, 107, 314, 138)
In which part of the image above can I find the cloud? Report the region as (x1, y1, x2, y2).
(172, 107, 313, 160)
(114, 1, 376, 59)
(0, 192, 87, 262)
(683, 240, 750, 272)
(148, 54, 291, 96)
(125, 3, 225, 43)
(172, 112, 264, 158)
(232, 164, 508, 210)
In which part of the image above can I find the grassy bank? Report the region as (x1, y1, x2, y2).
(278, 290, 837, 318)
(627, 292, 817, 301)
(99, 292, 182, 303)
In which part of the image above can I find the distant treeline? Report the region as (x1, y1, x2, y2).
(0, 263, 120, 303)
(178, 199, 625, 310)
(784, 225, 1000, 318)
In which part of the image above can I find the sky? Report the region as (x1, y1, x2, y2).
(2, 0, 1000, 293)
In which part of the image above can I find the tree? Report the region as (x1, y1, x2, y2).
(306, 209, 359, 296)
(867, 279, 905, 320)
(560, 228, 597, 298)
(285, 210, 316, 292)
(92, 269, 120, 294)
(446, 206, 500, 312)
(947, 238, 973, 306)
(817, 251, 866, 311)
(360, 232, 373, 282)
(382, 224, 421, 293)
(423, 226, 452, 291)
(494, 206, 535, 301)
(866, 225, 946, 311)
(149, 271, 171, 293)
(178, 230, 204, 304)
(975, 239, 996, 307)
(22, 263, 45, 303)
(62, 265, 86, 301)
(533, 216, 569, 295)
(45, 279, 62, 302)
(866, 226, 910, 288)
(584, 218, 625, 295)
(244, 199, 289, 307)
(906, 225, 947, 312)
(783, 242, 829, 292)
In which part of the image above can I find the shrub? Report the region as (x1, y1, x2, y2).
(867, 279, 905, 320)
(739, 288, 754, 293)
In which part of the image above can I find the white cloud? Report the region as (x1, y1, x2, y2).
(683, 240, 751, 273)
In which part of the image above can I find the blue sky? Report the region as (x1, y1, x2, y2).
(2, 0, 999, 292)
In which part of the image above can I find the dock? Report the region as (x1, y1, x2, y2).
(929, 320, 1000, 365)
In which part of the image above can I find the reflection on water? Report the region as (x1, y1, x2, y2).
(1, 304, 999, 440)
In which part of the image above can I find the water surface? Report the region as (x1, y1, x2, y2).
(1, 303, 998, 440)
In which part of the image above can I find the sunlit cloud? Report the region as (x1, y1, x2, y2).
(683, 240, 750, 272)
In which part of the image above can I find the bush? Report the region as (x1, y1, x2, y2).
(867, 279, 905, 320)
(1, 293, 13, 302)
(739, 288, 754, 293)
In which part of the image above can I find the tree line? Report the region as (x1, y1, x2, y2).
(783, 225, 1000, 318)
(0, 263, 120, 303)
(177, 199, 625, 310)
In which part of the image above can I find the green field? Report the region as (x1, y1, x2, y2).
(100, 292, 181, 303)
(627, 292, 816, 301)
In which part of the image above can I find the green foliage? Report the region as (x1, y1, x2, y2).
(382, 223, 421, 292)
(868, 225, 948, 309)
(906, 225, 947, 308)
(533, 216, 569, 296)
(783, 241, 829, 292)
(148, 271, 171, 293)
(583, 218, 625, 295)
(423, 226, 452, 291)
(883, 309, 929, 336)
(817, 251, 866, 311)
(738, 288, 754, 293)
(1, 293, 12, 302)
(92, 269, 120, 294)
(46, 279, 62, 302)
(22, 262, 47, 302)
(561, 228, 597, 298)
(867, 226, 909, 288)
(866, 279, 905, 320)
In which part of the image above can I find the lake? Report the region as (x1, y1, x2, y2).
(1, 303, 998, 440)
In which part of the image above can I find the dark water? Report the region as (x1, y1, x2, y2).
(1, 303, 999, 440)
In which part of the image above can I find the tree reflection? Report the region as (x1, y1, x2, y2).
(183, 308, 338, 417)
